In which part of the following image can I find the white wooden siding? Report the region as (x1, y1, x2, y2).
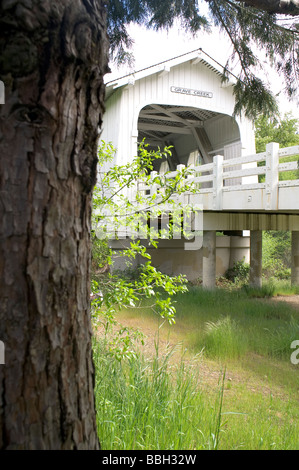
(102, 52, 256, 180)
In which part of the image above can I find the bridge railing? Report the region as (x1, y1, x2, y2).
(137, 142, 299, 211)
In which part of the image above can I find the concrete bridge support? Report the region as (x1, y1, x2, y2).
(291, 231, 299, 286)
(203, 231, 216, 288)
(250, 230, 263, 288)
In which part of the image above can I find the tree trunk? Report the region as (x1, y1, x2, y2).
(0, 0, 109, 449)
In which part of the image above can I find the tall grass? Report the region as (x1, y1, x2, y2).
(171, 286, 299, 363)
(93, 337, 225, 450)
(93, 283, 299, 450)
(202, 316, 248, 359)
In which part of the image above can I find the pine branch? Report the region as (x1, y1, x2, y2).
(232, 0, 299, 16)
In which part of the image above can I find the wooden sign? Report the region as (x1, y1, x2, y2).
(170, 86, 213, 98)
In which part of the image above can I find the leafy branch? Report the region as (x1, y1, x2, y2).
(91, 141, 192, 360)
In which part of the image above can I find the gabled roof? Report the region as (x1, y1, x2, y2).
(105, 48, 236, 100)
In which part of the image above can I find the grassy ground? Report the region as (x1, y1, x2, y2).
(93, 282, 299, 450)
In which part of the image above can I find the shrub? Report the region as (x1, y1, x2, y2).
(225, 258, 250, 284)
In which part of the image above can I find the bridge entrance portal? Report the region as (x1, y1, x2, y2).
(137, 103, 241, 175)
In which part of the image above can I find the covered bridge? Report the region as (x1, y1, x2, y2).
(100, 49, 299, 286)
(102, 49, 255, 172)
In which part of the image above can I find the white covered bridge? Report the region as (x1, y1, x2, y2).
(101, 49, 299, 287)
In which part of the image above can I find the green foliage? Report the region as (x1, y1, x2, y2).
(173, 284, 299, 362)
(94, 277, 299, 450)
(262, 231, 291, 280)
(255, 112, 299, 153)
(91, 140, 192, 360)
(225, 258, 250, 284)
(93, 336, 226, 450)
(254, 113, 295, 280)
(255, 113, 299, 183)
(203, 316, 247, 359)
(232, 76, 278, 120)
(91, 231, 110, 274)
(242, 282, 276, 299)
(205, 0, 298, 117)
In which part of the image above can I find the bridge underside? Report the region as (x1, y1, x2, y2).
(202, 211, 299, 288)
(203, 211, 299, 288)
(201, 211, 299, 232)
(110, 210, 299, 288)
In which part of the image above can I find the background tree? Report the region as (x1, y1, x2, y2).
(255, 112, 299, 279)
(255, 112, 299, 152)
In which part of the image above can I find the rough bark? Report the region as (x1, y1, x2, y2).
(0, 0, 109, 449)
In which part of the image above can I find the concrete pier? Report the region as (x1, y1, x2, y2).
(250, 230, 262, 288)
(291, 231, 299, 286)
(202, 231, 216, 288)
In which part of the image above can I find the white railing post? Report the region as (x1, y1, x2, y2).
(176, 164, 185, 204)
(176, 164, 185, 172)
(136, 177, 144, 197)
(147, 171, 159, 239)
(150, 170, 158, 197)
(265, 142, 279, 210)
(213, 155, 223, 210)
(186, 163, 194, 203)
(186, 164, 194, 185)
